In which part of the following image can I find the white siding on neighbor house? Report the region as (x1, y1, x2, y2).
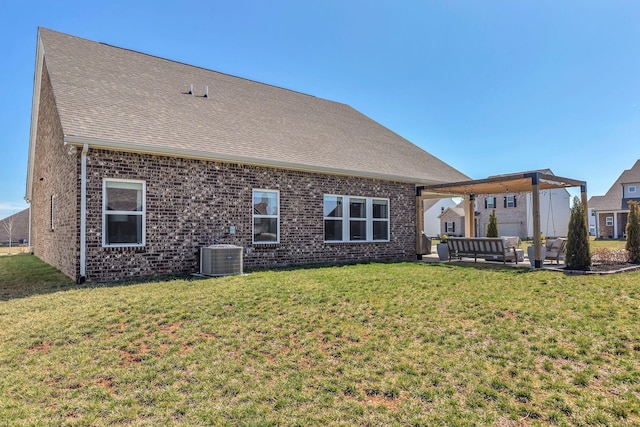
(423, 199, 457, 237)
(526, 189, 571, 238)
(498, 223, 521, 237)
(588, 208, 597, 236)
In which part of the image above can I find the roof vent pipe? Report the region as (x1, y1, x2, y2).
(188, 84, 193, 95)
(204, 85, 208, 98)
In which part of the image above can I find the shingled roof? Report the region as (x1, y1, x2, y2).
(589, 160, 640, 211)
(29, 28, 468, 188)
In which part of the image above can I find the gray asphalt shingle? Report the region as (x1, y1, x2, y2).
(40, 28, 468, 184)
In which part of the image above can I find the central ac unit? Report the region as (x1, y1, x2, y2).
(200, 244, 243, 276)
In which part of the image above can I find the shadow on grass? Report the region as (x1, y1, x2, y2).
(2, 254, 543, 302)
(420, 260, 538, 275)
(0, 254, 208, 302)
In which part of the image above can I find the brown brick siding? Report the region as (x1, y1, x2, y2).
(83, 150, 416, 281)
(476, 194, 526, 238)
(29, 66, 79, 280)
(597, 213, 628, 239)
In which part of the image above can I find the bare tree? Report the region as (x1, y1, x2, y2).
(2, 212, 15, 254)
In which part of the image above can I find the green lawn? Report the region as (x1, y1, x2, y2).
(1, 255, 639, 425)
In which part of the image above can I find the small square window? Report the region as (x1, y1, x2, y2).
(629, 186, 637, 193)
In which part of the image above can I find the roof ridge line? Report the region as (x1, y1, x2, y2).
(39, 26, 321, 101)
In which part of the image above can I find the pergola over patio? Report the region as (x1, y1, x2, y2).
(416, 171, 588, 268)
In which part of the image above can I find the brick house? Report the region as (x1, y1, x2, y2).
(588, 159, 640, 239)
(25, 28, 468, 282)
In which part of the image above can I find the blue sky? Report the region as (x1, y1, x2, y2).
(1, 0, 639, 219)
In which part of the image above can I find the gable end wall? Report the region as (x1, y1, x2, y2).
(29, 65, 79, 280)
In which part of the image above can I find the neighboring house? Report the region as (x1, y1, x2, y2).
(440, 170, 571, 239)
(588, 159, 640, 239)
(25, 28, 468, 282)
(422, 198, 457, 238)
(0, 208, 29, 244)
(438, 204, 465, 237)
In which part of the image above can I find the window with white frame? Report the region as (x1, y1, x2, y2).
(253, 189, 279, 243)
(630, 185, 637, 193)
(606, 216, 613, 226)
(50, 195, 55, 231)
(445, 221, 455, 234)
(324, 195, 389, 242)
(505, 195, 516, 208)
(485, 197, 496, 209)
(103, 179, 145, 247)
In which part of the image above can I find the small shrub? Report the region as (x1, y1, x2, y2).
(487, 210, 498, 238)
(626, 200, 640, 263)
(565, 197, 591, 270)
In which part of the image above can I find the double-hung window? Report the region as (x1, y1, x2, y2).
(606, 216, 614, 226)
(505, 195, 516, 208)
(372, 199, 389, 240)
(485, 197, 496, 209)
(324, 195, 389, 242)
(103, 179, 145, 247)
(253, 189, 279, 243)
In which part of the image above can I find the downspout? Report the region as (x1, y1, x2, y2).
(27, 200, 32, 253)
(79, 143, 88, 284)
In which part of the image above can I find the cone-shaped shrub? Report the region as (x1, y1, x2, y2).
(487, 209, 498, 237)
(565, 196, 591, 270)
(626, 200, 640, 263)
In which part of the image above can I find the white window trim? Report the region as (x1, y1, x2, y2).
(102, 178, 146, 248)
(323, 194, 390, 243)
(629, 185, 637, 193)
(506, 195, 516, 208)
(252, 189, 280, 244)
(605, 216, 614, 226)
(486, 197, 496, 209)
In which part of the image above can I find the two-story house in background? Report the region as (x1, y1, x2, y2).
(589, 160, 640, 239)
(439, 170, 571, 239)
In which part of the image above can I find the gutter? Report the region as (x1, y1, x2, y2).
(79, 143, 88, 284)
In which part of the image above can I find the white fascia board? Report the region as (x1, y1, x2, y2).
(25, 34, 45, 202)
(63, 135, 436, 185)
